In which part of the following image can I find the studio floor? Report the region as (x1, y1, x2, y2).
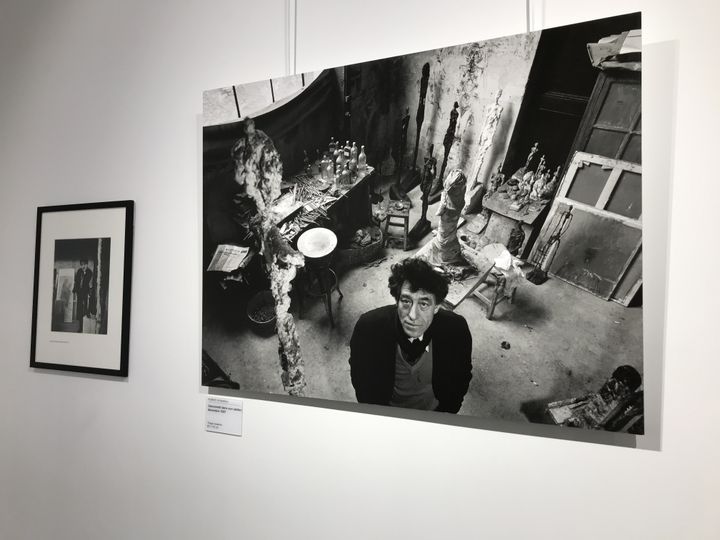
(202, 181, 643, 423)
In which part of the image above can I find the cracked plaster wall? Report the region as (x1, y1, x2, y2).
(351, 31, 540, 187)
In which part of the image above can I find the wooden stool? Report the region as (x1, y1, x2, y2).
(472, 270, 517, 320)
(296, 228, 343, 327)
(383, 203, 410, 251)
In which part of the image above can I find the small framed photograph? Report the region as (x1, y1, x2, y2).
(30, 201, 134, 376)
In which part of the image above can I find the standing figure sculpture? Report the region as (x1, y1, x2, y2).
(412, 63, 431, 170)
(429, 101, 460, 203)
(390, 107, 411, 200)
(400, 63, 431, 193)
(231, 118, 306, 396)
(409, 145, 437, 241)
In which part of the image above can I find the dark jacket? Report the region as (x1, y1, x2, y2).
(349, 305, 472, 413)
(74, 267, 93, 296)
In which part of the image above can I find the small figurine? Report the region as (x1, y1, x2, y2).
(530, 173, 546, 200)
(541, 166, 561, 199)
(509, 142, 539, 186)
(529, 158, 549, 201)
(486, 162, 505, 195)
(517, 170, 534, 200)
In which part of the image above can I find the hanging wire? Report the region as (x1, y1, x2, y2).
(293, 0, 298, 75)
(526, 0, 544, 33)
(526, 0, 531, 32)
(285, 0, 298, 76)
(284, 1, 289, 75)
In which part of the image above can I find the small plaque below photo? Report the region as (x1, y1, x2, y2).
(205, 397, 243, 437)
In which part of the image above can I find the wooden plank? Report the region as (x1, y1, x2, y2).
(611, 247, 643, 306)
(442, 264, 496, 310)
(596, 167, 623, 209)
(554, 198, 641, 229)
(573, 151, 642, 173)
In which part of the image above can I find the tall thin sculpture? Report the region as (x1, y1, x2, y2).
(408, 145, 437, 241)
(429, 101, 459, 203)
(412, 63, 431, 171)
(390, 107, 411, 200)
(400, 62, 431, 193)
(231, 118, 306, 396)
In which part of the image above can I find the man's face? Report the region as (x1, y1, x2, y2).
(80, 262, 87, 270)
(397, 282, 440, 339)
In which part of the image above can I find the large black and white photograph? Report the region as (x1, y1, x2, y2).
(202, 13, 644, 436)
(51, 238, 111, 334)
(31, 201, 134, 376)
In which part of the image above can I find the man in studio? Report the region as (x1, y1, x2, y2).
(73, 258, 93, 332)
(349, 258, 472, 413)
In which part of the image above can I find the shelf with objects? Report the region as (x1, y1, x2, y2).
(202, 69, 380, 390)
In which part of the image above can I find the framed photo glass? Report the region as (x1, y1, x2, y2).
(30, 201, 134, 376)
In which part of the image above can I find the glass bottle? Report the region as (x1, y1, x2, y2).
(339, 162, 351, 185)
(303, 150, 311, 174)
(326, 159, 335, 181)
(358, 145, 367, 170)
(351, 141, 358, 160)
(329, 137, 336, 155)
(313, 149, 321, 176)
(320, 153, 329, 179)
(349, 154, 358, 174)
(336, 149, 346, 172)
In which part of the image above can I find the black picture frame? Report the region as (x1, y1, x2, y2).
(30, 200, 134, 377)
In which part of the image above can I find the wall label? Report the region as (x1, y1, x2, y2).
(205, 397, 243, 437)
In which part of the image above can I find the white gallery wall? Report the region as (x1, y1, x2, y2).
(0, 0, 718, 538)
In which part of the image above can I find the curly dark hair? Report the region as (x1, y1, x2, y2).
(388, 258, 449, 304)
